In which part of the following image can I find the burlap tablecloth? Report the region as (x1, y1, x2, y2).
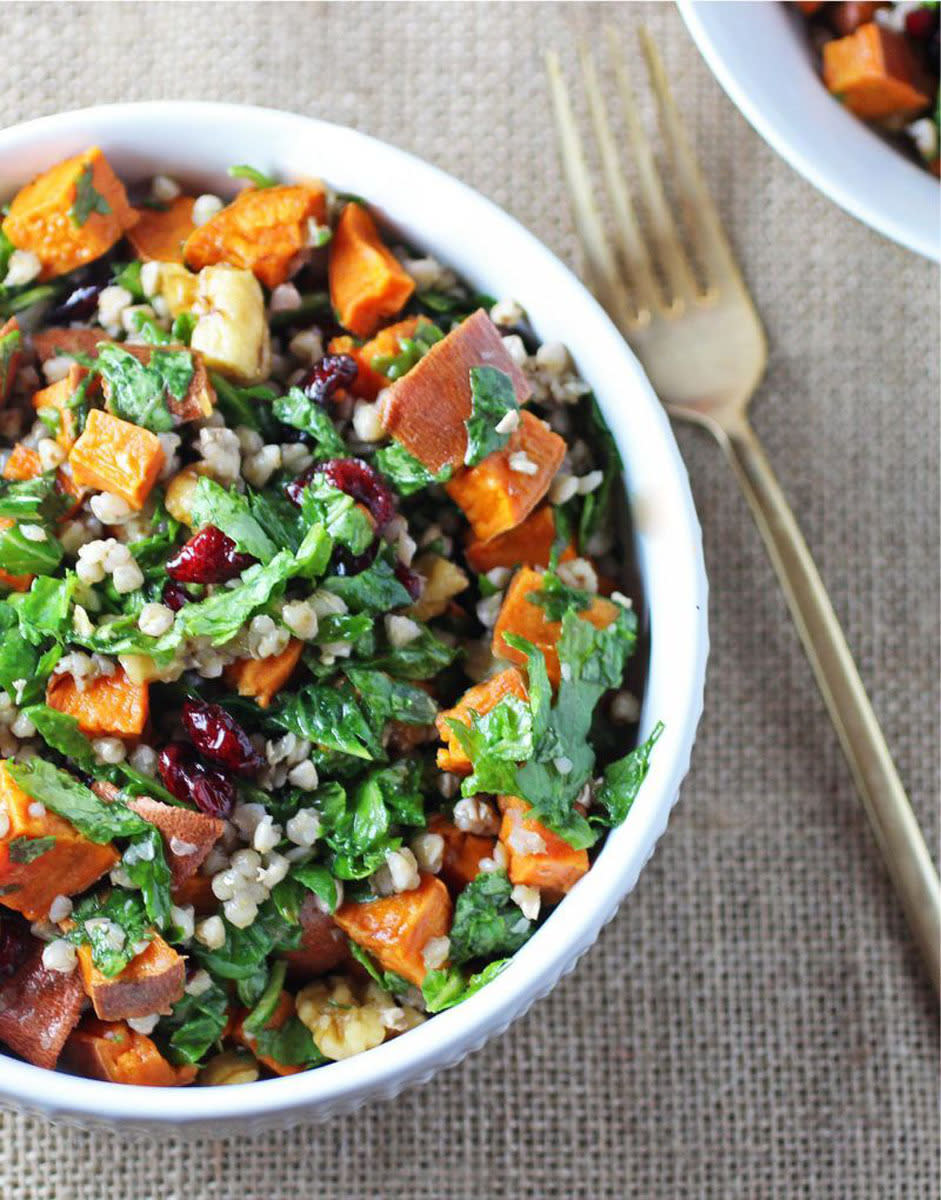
(0, 2, 937, 1196)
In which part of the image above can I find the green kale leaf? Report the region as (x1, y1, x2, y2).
(463, 366, 519, 467)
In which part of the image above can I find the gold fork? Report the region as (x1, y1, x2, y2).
(547, 28, 940, 992)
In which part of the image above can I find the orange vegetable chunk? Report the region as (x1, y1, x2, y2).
(823, 24, 933, 118)
(32, 363, 88, 451)
(2, 443, 41, 482)
(233, 991, 302, 1077)
(77, 932, 185, 1021)
(184, 183, 327, 288)
(464, 505, 575, 574)
(0, 567, 33, 593)
(446, 410, 565, 542)
(127, 195, 196, 263)
(491, 566, 620, 687)
(329, 316, 431, 401)
(224, 638, 304, 708)
(69, 407, 165, 509)
(329, 202, 415, 338)
(428, 814, 495, 894)
(0, 762, 118, 921)
(2, 146, 138, 279)
(65, 1018, 196, 1086)
(0, 317, 23, 405)
(283, 894, 350, 978)
(334, 873, 452, 986)
(32, 327, 106, 364)
(498, 795, 589, 903)
(171, 872, 216, 916)
(47, 665, 149, 738)
(829, 2, 884, 36)
(126, 796, 224, 887)
(435, 666, 529, 774)
(0, 942, 85, 1068)
(380, 308, 532, 474)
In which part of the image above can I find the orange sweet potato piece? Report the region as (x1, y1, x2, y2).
(0, 567, 33, 593)
(171, 872, 216, 916)
(127, 195, 196, 264)
(329, 316, 432, 402)
(446, 410, 565, 542)
(77, 932, 185, 1021)
(283, 893, 350, 978)
(232, 990, 302, 1077)
(0, 317, 22, 405)
(64, 1017, 196, 1086)
(828, 2, 884, 35)
(498, 795, 589, 903)
(0, 763, 118, 921)
(796, 1, 823, 12)
(328, 203, 415, 338)
(823, 24, 932, 118)
(32, 363, 89, 451)
(428, 814, 495, 894)
(334, 873, 452, 987)
(379, 309, 532, 474)
(2, 146, 138, 280)
(2, 443, 41, 482)
(69, 407, 165, 509)
(184, 184, 326, 288)
(224, 638, 304, 708)
(464, 505, 575, 574)
(126, 796, 224, 888)
(435, 667, 529, 774)
(0, 942, 85, 1068)
(491, 566, 620, 687)
(47, 665, 149, 738)
(31, 327, 104, 364)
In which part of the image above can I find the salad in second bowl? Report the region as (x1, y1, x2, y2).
(0, 147, 658, 1087)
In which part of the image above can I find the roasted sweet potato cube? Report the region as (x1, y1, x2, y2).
(2, 146, 138, 280)
(32, 363, 88, 451)
(232, 991, 302, 1077)
(379, 309, 532, 474)
(828, 2, 884, 35)
(0, 942, 85, 1068)
(69, 408, 165, 509)
(170, 872, 216, 916)
(334, 873, 452, 987)
(224, 639, 304, 708)
(127, 796, 224, 888)
(464, 505, 575, 574)
(77, 932, 185, 1021)
(283, 893, 350, 979)
(428, 814, 495, 894)
(435, 667, 529, 774)
(491, 566, 620, 687)
(47, 665, 149, 738)
(0, 762, 118, 921)
(64, 1017, 197, 1086)
(31, 327, 105, 364)
(446, 410, 565, 542)
(127, 195, 196, 264)
(94, 342, 215, 425)
(498, 795, 588, 903)
(328, 202, 415, 337)
(184, 183, 327, 288)
(0, 317, 23, 406)
(0, 567, 33, 593)
(823, 24, 933, 118)
(330, 316, 432, 401)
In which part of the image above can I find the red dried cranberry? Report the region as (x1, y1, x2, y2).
(0, 917, 31, 977)
(319, 458, 396, 530)
(158, 742, 236, 819)
(166, 526, 255, 584)
(182, 699, 263, 776)
(905, 6, 936, 37)
(161, 580, 190, 611)
(298, 353, 358, 406)
(394, 560, 423, 601)
(284, 465, 316, 507)
(331, 540, 379, 577)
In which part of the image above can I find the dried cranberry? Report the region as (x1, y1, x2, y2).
(319, 458, 396, 530)
(47, 283, 104, 325)
(182, 699, 263, 776)
(284, 465, 316, 507)
(905, 6, 936, 37)
(162, 580, 190, 611)
(0, 917, 31, 977)
(166, 526, 255, 584)
(394, 560, 423, 601)
(158, 742, 236, 819)
(298, 353, 358, 406)
(331, 540, 379, 577)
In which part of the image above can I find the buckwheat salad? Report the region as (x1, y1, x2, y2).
(0, 148, 659, 1087)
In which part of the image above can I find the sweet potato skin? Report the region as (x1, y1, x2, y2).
(224, 639, 304, 708)
(126, 796, 224, 888)
(31, 327, 104, 364)
(68, 407, 166, 509)
(0, 942, 85, 1068)
(464, 505, 574, 574)
(428, 814, 495, 894)
(334, 873, 452, 986)
(435, 666, 529, 774)
(64, 1017, 197, 1086)
(2, 146, 138, 280)
(379, 309, 532, 474)
(184, 184, 327, 288)
(0, 317, 23, 406)
(47, 665, 149, 738)
(823, 23, 933, 118)
(498, 795, 589, 902)
(329, 202, 415, 337)
(78, 933, 185, 1021)
(0, 762, 118, 921)
(127, 195, 196, 264)
(170, 872, 216, 916)
(283, 893, 350, 978)
(491, 566, 620, 687)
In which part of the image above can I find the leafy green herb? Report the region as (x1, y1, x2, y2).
(180, 551, 298, 643)
(268, 291, 330, 331)
(577, 397, 622, 550)
(0, 474, 66, 523)
(323, 556, 411, 613)
(255, 1017, 326, 1068)
(8, 575, 75, 643)
(22, 704, 96, 770)
(526, 573, 592, 622)
(67, 890, 152, 978)
(0, 323, 21, 398)
(228, 164, 276, 188)
(110, 261, 145, 301)
(463, 366, 519, 467)
(292, 861, 341, 913)
(209, 373, 278, 436)
(346, 940, 411, 995)
(358, 622, 458, 680)
(373, 442, 452, 496)
(592, 722, 663, 828)
(248, 488, 304, 553)
(448, 870, 533, 965)
(273, 388, 349, 460)
(0, 284, 59, 318)
(69, 164, 111, 227)
(242, 960, 287, 1034)
(160, 976, 229, 1066)
(121, 826, 173, 929)
(370, 321, 443, 380)
(96, 344, 194, 433)
(421, 958, 510, 1013)
(189, 476, 276, 562)
(193, 898, 300, 981)
(7, 834, 56, 864)
(0, 603, 43, 695)
(271, 680, 382, 762)
(171, 311, 197, 345)
(415, 289, 496, 317)
(0, 522, 63, 577)
(6, 757, 150, 843)
(300, 477, 374, 554)
(344, 667, 438, 727)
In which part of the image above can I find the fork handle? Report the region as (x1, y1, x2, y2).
(720, 417, 940, 992)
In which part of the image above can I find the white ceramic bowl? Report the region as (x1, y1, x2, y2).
(0, 103, 708, 1134)
(679, 0, 941, 261)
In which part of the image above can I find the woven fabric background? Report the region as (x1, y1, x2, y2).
(0, 2, 937, 1197)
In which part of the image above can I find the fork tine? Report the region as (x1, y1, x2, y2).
(545, 50, 636, 333)
(605, 25, 698, 310)
(637, 26, 744, 294)
(578, 43, 660, 322)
